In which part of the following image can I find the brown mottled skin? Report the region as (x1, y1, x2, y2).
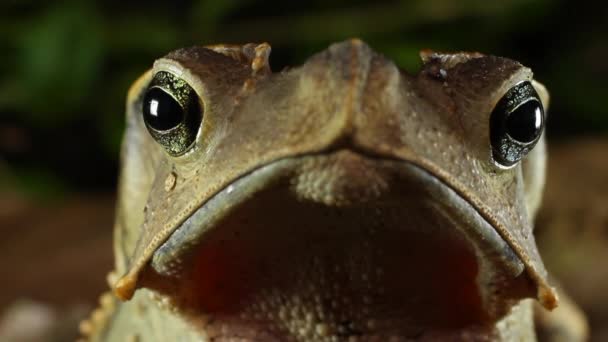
(80, 40, 587, 341)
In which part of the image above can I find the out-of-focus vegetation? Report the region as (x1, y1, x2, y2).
(0, 0, 606, 196)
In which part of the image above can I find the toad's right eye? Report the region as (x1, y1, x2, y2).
(489, 81, 545, 169)
(142, 71, 203, 156)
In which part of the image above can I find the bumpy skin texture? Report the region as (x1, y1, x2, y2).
(81, 40, 586, 341)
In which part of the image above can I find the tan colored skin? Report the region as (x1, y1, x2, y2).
(81, 40, 585, 341)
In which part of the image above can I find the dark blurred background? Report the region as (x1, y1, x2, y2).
(0, 0, 606, 341)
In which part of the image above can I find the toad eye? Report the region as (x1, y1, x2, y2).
(142, 71, 203, 156)
(144, 88, 185, 131)
(490, 81, 545, 168)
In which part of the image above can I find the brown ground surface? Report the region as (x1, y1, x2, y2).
(536, 138, 608, 342)
(0, 138, 606, 341)
(0, 193, 114, 341)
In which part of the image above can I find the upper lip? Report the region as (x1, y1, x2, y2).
(151, 150, 524, 279)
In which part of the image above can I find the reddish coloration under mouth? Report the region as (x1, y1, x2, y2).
(141, 151, 535, 340)
(176, 187, 484, 327)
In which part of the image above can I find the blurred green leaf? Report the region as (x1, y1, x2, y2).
(190, 0, 252, 39)
(12, 2, 103, 124)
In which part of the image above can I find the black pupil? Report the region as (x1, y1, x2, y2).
(143, 87, 184, 131)
(505, 100, 543, 143)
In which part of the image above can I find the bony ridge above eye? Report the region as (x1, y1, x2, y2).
(142, 71, 203, 156)
(490, 81, 545, 168)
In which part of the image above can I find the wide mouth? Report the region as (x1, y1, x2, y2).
(140, 150, 536, 339)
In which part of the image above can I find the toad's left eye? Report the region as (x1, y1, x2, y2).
(490, 81, 545, 168)
(142, 71, 203, 156)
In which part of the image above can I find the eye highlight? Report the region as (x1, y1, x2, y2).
(490, 81, 545, 168)
(143, 87, 185, 131)
(142, 71, 203, 156)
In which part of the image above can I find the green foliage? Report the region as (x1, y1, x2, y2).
(15, 3, 103, 124)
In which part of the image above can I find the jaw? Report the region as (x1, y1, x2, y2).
(141, 150, 537, 341)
